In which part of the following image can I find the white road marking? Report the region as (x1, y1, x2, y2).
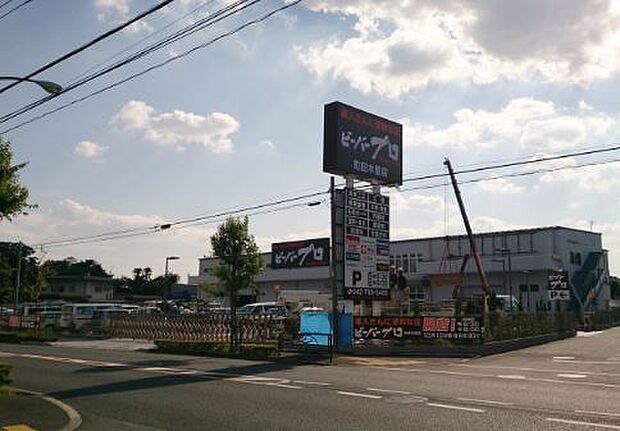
(455, 363, 620, 378)
(554, 360, 620, 365)
(575, 410, 620, 418)
(267, 384, 303, 390)
(337, 391, 383, 400)
(426, 403, 486, 413)
(292, 380, 331, 386)
(553, 356, 575, 360)
(366, 388, 411, 395)
(546, 418, 620, 429)
(457, 397, 513, 406)
(577, 331, 604, 337)
(557, 373, 587, 379)
(497, 374, 526, 380)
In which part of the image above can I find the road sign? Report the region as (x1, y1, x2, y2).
(548, 271, 570, 301)
(343, 189, 390, 300)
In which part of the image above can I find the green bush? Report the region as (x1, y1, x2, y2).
(0, 331, 58, 343)
(0, 364, 12, 387)
(155, 340, 279, 359)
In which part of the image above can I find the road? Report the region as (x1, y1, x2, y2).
(1, 328, 619, 430)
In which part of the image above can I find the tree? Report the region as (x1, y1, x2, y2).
(43, 258, 110, 278)
(0, 137, 35, 221)
(210, 217, 263, 351)
(0, 242, 37, 304)
(611, 276, 620, 299)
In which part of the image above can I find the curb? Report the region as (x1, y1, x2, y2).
(13, 388, 82, 431)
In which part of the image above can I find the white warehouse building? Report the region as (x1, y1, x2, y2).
(189, 226, 611, 315)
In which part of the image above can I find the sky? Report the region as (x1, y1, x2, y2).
(2, 0, 620, 280)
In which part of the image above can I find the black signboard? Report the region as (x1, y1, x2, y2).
(323, 101, 403, 186)
(271, 238, 330, 269)
(353, 316, 482, 342)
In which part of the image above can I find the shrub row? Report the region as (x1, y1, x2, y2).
(154, 340, 279, 359)
(0, 331, 58, 343)
(0, 364, 12, 387)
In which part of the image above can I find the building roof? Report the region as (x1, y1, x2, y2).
(390, 225, 601, 245)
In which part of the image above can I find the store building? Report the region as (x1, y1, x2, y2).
(189, 226, 611, 314)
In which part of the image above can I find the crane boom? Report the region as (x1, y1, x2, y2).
(443, 158, 491, 305)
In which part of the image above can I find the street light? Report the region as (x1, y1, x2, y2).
(0, 76, 63, 95)
(495, 248, 513, 311)
(164, 256, 180, 277)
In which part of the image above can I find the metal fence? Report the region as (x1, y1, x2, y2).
(106, 314, 284, 343)
(486, 312, 575, 342)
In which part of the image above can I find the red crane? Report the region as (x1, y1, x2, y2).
(444, 158, 490, 312)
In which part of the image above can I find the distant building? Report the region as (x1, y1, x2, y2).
(190, 226, 611, 314)
(166, 283, 201, 301)
(42, 275, 114, 302)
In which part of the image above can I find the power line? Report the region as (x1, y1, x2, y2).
(31, 145, 620, 249)
(34, 187, 325, 248)
(0, 0, 34, 22)
(0, 0, 177, 95)
(67, 0, 218, 86)
(37, 198, 324, 249)
(400, 157, 620, 193)
(0, 0, 16, 11)
(0, 0, 277, 129)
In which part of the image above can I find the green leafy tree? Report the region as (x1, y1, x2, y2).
(43, 258, 110, 278)
(210, 217, 263, 351)
(0, 137, 35, 221)
(0, 242, 37, 304)
(611, 276, 620, 299)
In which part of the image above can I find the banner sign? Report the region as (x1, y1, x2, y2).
(343, 189, 390, 300)
(548, 271, 570, 301)
(271, 238, 330, 269)
(353, 316, 482, 341)
(323, 101, 403, 186)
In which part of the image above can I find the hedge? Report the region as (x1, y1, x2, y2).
(154, 340, 279, 359)
(0, 364, 12, 387)
(0, 331, 58, 344)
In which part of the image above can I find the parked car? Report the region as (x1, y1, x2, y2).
(237, 302, 289, 316)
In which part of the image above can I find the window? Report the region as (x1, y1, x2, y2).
(402, 255, 409, 273)
(530, 284, 539, 292)
(518, 284, 528, 292)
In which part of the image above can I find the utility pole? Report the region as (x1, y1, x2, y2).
(14, 242, 22, 314)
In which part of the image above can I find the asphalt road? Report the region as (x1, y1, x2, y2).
(1, 328, 619, 430)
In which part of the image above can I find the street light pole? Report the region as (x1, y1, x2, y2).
(0, 76, 63, 95)
(14, 242, 22, 315)
(496, 248, 513, 311)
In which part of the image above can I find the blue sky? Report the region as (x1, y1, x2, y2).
(2, 0, 620, 279)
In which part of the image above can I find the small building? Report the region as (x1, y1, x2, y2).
(190, 226, 611, 315)
(42, 275, 114, 302)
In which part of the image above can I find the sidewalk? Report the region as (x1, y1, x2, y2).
(0, 390, 74, 431)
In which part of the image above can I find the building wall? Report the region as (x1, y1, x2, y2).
(45, 276, 114, 301)
(190, 227, 611, 312)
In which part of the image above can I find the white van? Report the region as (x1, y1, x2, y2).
(60, 303, 116, 329)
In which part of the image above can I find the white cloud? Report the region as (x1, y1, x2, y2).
(260, 140, 276, 150)
(74, 141, 107, 159)
(477, 178, 524, 194)
(298, 0, 620, 96)
(540, 160, 620, 192)
(94, 0, 152, 33)
(404, 98, 617, 152)
(114, 100, 239, 154)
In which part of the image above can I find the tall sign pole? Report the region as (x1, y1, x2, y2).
(330, 176, 339, 349)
